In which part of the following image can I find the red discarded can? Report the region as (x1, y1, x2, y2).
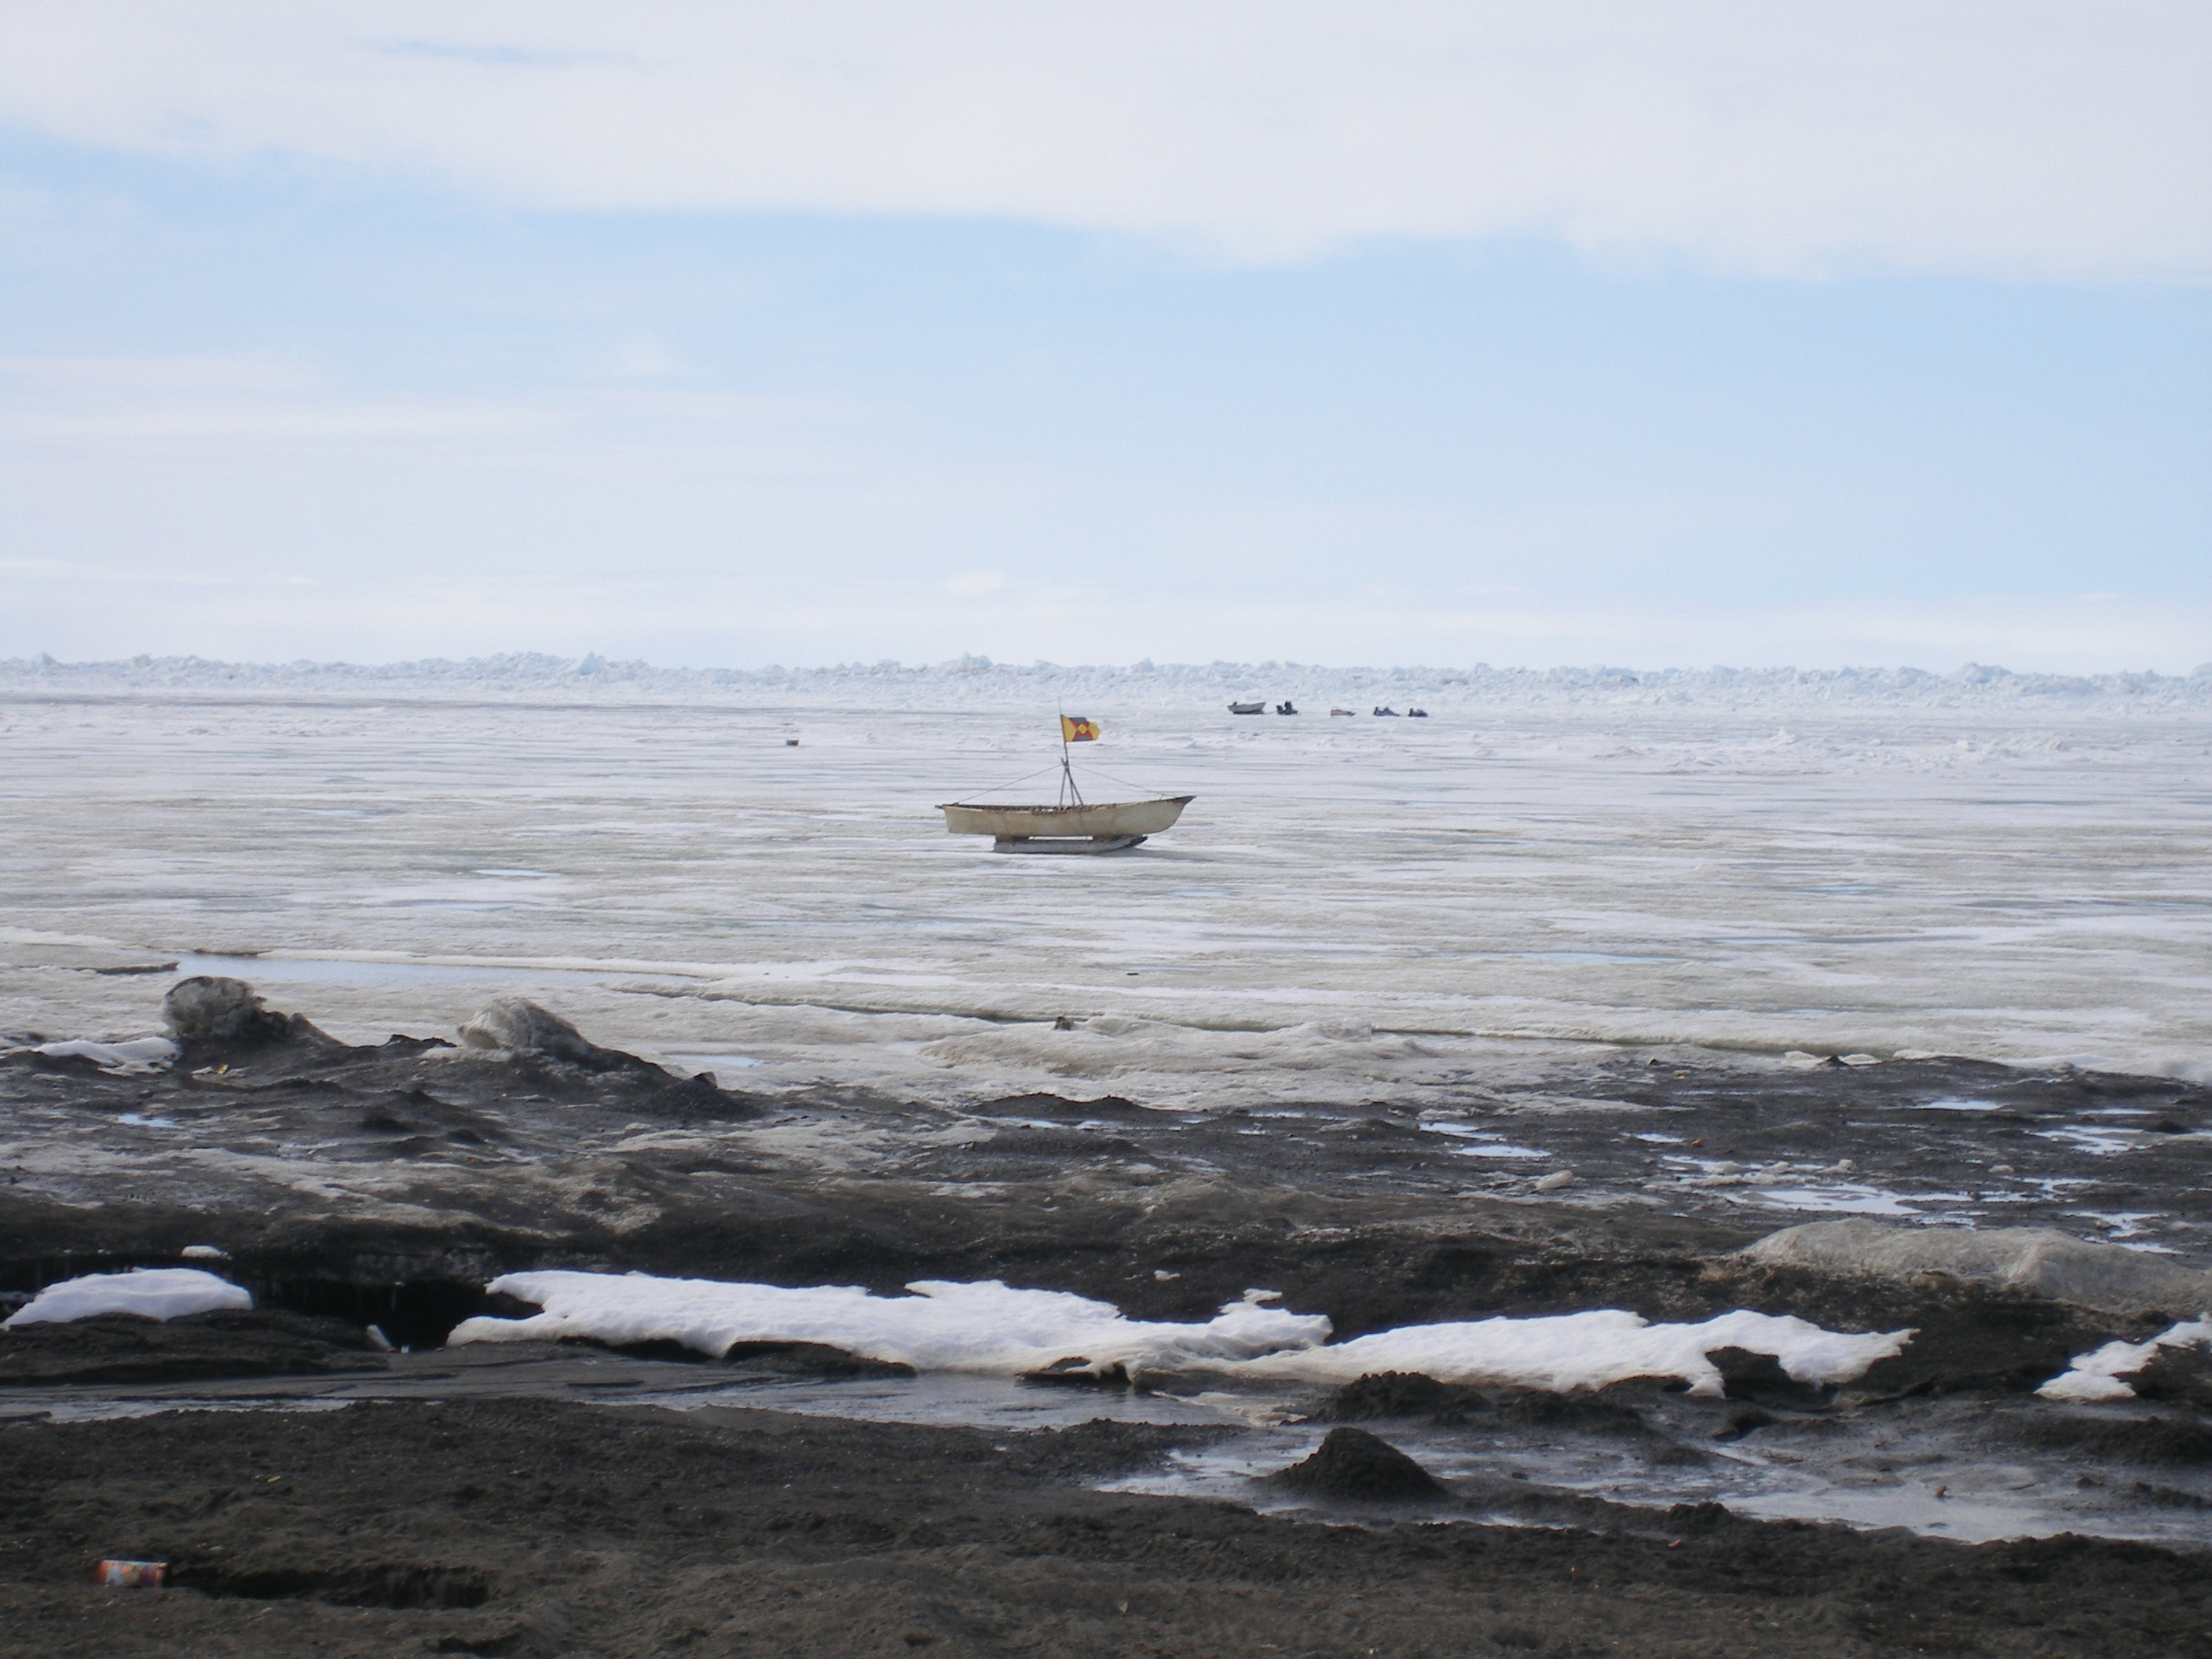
(95, 1560, 166, 1588)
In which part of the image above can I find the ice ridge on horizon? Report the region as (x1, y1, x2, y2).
(7, 651, 2210, 708)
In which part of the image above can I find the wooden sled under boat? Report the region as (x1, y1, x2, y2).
(998, 833, 1148, 855)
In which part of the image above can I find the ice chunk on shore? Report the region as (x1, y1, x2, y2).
(452, 1271, 1909, 1395)
(27, 1036, 178, 1075)
(460, 998, 602, 1060)
(450, 1272, 1331, 1375)
(2, 1267, 251, 1328)
(1738, 1219, 2212, 1317)
(1225, 1307, 1912, 1397)
(2037, 1317, 2212, 1402)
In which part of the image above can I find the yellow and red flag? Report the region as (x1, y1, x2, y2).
(1060, 715, 1099, 743)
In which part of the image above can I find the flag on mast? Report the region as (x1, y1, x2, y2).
(1060, 715, 1099, 743)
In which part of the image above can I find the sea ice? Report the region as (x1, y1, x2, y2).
(2, 1267, 251, 1328)
(4, 661, 2210, 1106)
(460, 997, 603, 1060)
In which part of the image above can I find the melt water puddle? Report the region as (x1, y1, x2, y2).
(1746, 1185, 1924, 1217)
(17, 1397, 358, 1426)
(630, 1370, 1236, 1432)
(174, 954, 639, 991)
(1419, 1122, 1548, 1159)
(1654, 1155, 1984, 1221)
(661, 1052, 769, 1071)
(1122, 1396, 2212, 1548)
(2036, 1126, 2152, 1157)
(14, 1364, 2208, 1548)
(615, 1373, 2210, 1549)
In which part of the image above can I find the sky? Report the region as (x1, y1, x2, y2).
(2, 3, 2207, 673)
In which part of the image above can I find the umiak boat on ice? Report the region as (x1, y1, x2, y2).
(938, 716, 1193, 854)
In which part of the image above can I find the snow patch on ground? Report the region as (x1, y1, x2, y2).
(451, 1271, 1912, 1396)
(21, 1036, 179, 1075)
(2, 1267, 251, 1328)
(2037, 1317, 2212, 1402)
(450, 1273, 1326, 1376)
(1229, 1307, 1913, 1397)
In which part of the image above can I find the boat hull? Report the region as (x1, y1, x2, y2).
(937, 796, 1194, 840)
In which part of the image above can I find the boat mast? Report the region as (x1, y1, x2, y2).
(1057, 706, 1085, 808)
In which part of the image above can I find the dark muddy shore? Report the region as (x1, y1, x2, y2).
(5, 983, 2207, 1354)
(6, 1395, 2209, 1658)
(3, 983, 2210, 1654)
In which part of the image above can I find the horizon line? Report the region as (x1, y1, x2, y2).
(8, 650, 2210, 686)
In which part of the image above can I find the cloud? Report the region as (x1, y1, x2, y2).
(940, 570, 1005, 596)
(0, 356, 553, 445)
(0, 353, 862, 452)
(0, 2, 2204, 278)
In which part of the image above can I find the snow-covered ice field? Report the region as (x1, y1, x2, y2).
(5, 657, 2210, 1104)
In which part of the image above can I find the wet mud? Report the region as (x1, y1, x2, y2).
(5, 1395, 2208, 1658)
(0, 1308, 385, 1388)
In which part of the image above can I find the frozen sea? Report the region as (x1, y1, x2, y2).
(4, 657, 2210, 1107)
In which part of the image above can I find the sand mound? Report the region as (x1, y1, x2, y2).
(1272, 1426, 1447, 1502)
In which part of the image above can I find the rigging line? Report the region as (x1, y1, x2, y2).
(950, 762, 1060, 798)
(1068, 760, 1181, 795)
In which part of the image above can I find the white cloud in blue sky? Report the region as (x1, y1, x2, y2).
(1, 3, 2207, 670)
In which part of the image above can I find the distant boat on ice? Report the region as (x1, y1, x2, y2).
(939, 715, 1193, 854)
(1228, 701, 1265, 715)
